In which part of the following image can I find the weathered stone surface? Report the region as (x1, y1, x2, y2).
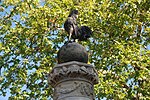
(48, 61, 99, 87)
(54, 80, 94, 100)
(57, 42, 88, 64)
(48, 61, 99, 100)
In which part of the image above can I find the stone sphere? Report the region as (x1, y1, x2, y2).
(57, 42, 88, 64)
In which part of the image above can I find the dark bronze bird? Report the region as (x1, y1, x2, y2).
(78, 26, 92, 41)
(64, 10, 79, 41)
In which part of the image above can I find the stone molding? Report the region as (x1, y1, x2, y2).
(48, 61, 99, 88)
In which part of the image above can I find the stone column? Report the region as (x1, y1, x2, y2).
(48, 42, 99, 100)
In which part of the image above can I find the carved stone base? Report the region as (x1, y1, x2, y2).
(54, 80, 94, 100)
(48, 61, 99, 100)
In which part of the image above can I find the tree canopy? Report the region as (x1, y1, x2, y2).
(0, 0, 150, 99)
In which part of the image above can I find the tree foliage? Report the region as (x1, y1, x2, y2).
(0, 0, 150, 99)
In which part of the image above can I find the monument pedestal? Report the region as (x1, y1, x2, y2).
(48, 42, 99, 100)
(48, 61, 99, 100)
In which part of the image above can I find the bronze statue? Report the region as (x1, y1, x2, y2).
(64, 10, 92, 42)
(64, 10, 79, 41)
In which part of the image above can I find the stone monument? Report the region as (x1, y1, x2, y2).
(48, 42, 99, 100)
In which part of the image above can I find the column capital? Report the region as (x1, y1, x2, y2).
(48, 61, 99, 100)
(48, 61, 99, 88)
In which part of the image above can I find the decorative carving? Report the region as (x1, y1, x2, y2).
(80, 82, 93, 96)
(54, 81, 94, 100)
(48, 61, 99, 88)
(48, 61, 99, 100)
